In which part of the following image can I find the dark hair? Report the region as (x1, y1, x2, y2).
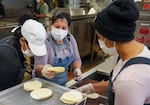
(51, 11, 71, 26)
(18, 14, 36, 25)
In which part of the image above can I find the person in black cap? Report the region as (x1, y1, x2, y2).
(77, 0, 150, 105)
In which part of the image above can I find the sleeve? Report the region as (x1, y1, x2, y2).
(33, 40, 49, 71)
(0, 45, 20, 85)
(42, 4, 49, 14)
(70, 35, 82, 64)
(114, 81, 145, 105)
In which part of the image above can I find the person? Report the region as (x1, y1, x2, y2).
(0, 0, 5, 19)
(0, 15, 47, 91)
(34, 0, 49, 31)
(77, 0, 150, 105)
(33, 11, 83, 86)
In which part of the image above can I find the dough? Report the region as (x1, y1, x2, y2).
(47, 67, 65, 73)
(30, 88, 52, 100)
(60, 96, 76, 104)
(23, 80, 42, 91)
(60, 90, 83, 104)
(87, 93, 99, 99)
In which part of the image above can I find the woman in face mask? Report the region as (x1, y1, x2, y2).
(0, 15, 47, 91)
(34, 11, 83, 86)
(77, 0, 150, 105)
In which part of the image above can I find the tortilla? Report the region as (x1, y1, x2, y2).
(47, 67, 65, 73)
(30, 88, 52, 100)
(23, 80, 42, 91)
(87, 93, 99, 99)
(60, 90, 83, 104)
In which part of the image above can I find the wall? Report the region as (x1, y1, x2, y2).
(2, 0, 34, 18)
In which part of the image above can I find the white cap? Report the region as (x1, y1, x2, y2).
(21, 19, 47, 56)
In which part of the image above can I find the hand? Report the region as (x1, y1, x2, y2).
(41, 64, 56, 79)
(77, 83, 95, 94)
(74, 68, 83, 81)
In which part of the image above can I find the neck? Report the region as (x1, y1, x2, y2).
(40, 1, 44, 4)
(56, 40, 63, 44)
(116, 40, 144, 61)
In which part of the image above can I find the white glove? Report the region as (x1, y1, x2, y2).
(77, 83, 95, 94)
(74, 68, 83, 81)
(41, 64, 56, 79)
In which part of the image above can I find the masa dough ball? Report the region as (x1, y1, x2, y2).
(30, 88, 52, 100)
(60, 90, 83, 104)
(23, 80, 42, 91)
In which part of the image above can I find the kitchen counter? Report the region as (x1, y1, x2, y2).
(0, 18, 18, 29)
(0, 18, 18, 39)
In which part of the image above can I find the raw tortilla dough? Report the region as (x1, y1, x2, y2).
(87, 93, 99, 99)
(47, 67, 65, 73)
(60, 90, 83, 104)
(30, 88, 52, 100)
(23, 80, 42, 91)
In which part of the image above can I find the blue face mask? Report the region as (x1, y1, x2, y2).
(98, 39, 118, 56)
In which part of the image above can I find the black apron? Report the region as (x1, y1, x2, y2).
(108, 57, 150, 105)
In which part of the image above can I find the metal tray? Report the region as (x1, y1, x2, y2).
(0, 78, 86, 105)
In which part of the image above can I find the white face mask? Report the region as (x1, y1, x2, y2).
(51, 28, 68, 41)
(98, 39, 118, 56)
(36, 0, 40, 3)
(22, 49, 34, 57)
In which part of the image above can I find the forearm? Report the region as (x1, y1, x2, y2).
(72, 61, 81, 69)
(36, 64, 44, 74)
(35, 14, 46, 18)
(92, 81, 109, 94)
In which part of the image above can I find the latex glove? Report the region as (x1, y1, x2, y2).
(74, 68, 83, 81)
(41, 64, 56, 79)
(77, 83, 95, 94)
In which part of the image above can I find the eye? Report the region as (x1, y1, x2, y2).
(55, 26, 60, 29)
(62, 27, 67, 30)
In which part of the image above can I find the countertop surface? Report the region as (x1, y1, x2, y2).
(0, 18, 18, 29)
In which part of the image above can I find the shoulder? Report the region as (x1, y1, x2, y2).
(43, 2, 48, 7)
(0, 44, 17, 58)
(67, 34, 76, 42)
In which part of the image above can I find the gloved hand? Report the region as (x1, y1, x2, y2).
(74, 68, 83, 81)
(41, 64, 56, 79)
(77, 83, 95, 94)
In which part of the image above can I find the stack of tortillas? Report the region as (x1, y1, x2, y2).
(60, 90, 83, 104)
(47, 67, 65, 73)
(23, 80, 52, 100)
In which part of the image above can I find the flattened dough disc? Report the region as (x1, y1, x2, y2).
(23, 80, 42, 91)
(30, 88, 52, 100)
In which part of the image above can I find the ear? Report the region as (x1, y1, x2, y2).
(19, 37, 26, 51)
